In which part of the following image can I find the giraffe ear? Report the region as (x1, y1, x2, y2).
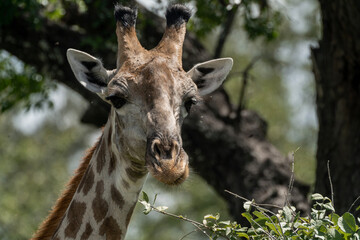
(67, 48, 110, 94)
(187, 58, 233, 96)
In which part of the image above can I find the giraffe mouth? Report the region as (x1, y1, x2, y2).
(145, 139, 189, 185)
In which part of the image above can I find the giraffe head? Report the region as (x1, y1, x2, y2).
(66, 5, 233, 185)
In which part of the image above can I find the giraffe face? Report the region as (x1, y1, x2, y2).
(67, 49, 232, 185)
(66, 4, 233, 185)
(106, 56, 198, 185)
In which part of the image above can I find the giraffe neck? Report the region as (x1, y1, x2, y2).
(52, 112, 148, 240)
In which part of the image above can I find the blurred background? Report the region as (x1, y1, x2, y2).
(0, 0, 321, 239)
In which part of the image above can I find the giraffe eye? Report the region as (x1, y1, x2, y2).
(106, 95, 127, 109)
(184, 97, 197, 113)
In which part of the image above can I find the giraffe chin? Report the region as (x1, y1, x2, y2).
(146, 149, 189, 185)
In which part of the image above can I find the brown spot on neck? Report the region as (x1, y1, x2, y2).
(126, 203, 137, 228)
(109, 152, 117, 175)
(107, 124, 113, 144)
(31, 139, 100, 240)
(96, 140, 107, 174)
(92, 180, 108, 223)
(99, 216, 123, 240)
(80, 223, 93, 240)
(77, 166, 95, 195)
(111, 185, 125, 208)
(64, 200, 87, 238)
(122, 179, 130, 190)
(95, 180, 104, 195)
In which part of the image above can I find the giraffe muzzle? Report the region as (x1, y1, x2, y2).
(145, 137, 189, 185)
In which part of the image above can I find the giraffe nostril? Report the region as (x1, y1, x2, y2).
(151, 139, 163, 160)
(150, 138, 181, 161)
(173, 141, 180, 155)
(154, 142, 162, 157)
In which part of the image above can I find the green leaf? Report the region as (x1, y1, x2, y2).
(242, 212, 253, 225)
(253, 211, 267, 219)
(311, 193, 324, 201)
(318, 225, 328, 234)
(204, 214, 220, 220)
(332, 213, 340, 225)
(327, 228, 345, 240)
(314, 234, 326, 240)
(236, 232, 249, 239)
(246, 228, 256, 236)
(153, 193, 158, 205)
(255, 217, 268, 227)
(283, 206, 293, 222)
(356, 205, 360, 211)
(338, 212, 357, 234)
(203, 213, 219, 227)
(354, 232, 360, 240)
(226, 227, 231, 236)
(291, 211, 300, 228)
(323, 202, 335, 212)
(265, 221, 281, 236)
(142, 191, 149, 203)
(219, 220, 231, 226)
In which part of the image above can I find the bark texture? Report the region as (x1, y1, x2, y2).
(184, 97, 309, 221)
(0, 1, 309, 222)
(312, 0, 360, 217)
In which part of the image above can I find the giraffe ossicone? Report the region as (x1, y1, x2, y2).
(32, 4, 233, 240)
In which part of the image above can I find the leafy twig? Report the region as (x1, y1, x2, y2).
(179, 229, 198, 240)
(285, 147, 300, 207)
(327, 160, 334, 205)
(150, 205, 204, 227)
(139, 193, 238, 240)
(224, 189, 282, 210)
(224, 189, 290, 239)
(191, 222, 213, 240)
(246, 215, 278, 240)
(347, 196, 360, 213)
(140, 190, 360, 239)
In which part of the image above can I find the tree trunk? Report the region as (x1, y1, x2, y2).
(312, 0, 360, 217)
(0, 1, 310, 222)
(184, 95, 309, 222)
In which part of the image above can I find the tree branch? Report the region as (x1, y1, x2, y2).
(209, 3, 242, 126)
(235, 55, 261, 131)
(214, 4, 239, 58)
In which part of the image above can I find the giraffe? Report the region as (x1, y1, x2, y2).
(32, 4, 233, 240)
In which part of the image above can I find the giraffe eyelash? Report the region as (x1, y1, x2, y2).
(106, 95, 128, 109)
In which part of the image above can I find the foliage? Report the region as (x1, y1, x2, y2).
(0, 52, 55, 113)
(0, 110, 94, 239)
(127, 175, 231, 240)
(221, 0, 319, 185)
(140, 192, 360, 239)
(0, 0, 40, 27)
(170, 0, 282, 40)
(0, 0, 283, 112)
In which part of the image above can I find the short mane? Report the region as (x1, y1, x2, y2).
(31, 140, 99, 240)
